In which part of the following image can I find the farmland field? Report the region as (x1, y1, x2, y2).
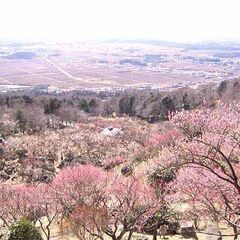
(1, 41, 240, 92)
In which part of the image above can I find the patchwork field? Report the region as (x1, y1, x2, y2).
(1, 42, 239, 92)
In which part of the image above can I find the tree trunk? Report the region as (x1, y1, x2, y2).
(233, 225, 238, 240)
(128, 230, 133, 240)
(153, 229, 157, 240)
(47, 227, 51, 240)
(116, 229, 127, 240)
(42, 224, 51, 240)
(111, 236, 117, 240)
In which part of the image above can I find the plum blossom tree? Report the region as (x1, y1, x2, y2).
(0, 183, 60, 240)
(52, 165, 109, 240)
(67, 204, 108, 240)
(51, 164, 162, 240)
(172, 166, 240, 238)
(168, 102, 240, 239)
(146, 148, 179, 240)
(52, 164, 108, 213)
(147, 128, 180, 149)
(0, 184, 36, 226)
(172, 103, 240, 191)
(103, 175, 161, 240)
(32, 184, 61, 240)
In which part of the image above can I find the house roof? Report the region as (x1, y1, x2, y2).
(101, 126, 122, 136)
(0, 138, 7, 144)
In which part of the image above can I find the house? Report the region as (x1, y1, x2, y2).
(101, 126, 122, 136)
(0, 138, 7, 145)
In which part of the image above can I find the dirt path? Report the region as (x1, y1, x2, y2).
(17, 67, 70, 85)
(0, 76, 14, 84)
(41, 57, 121, 86)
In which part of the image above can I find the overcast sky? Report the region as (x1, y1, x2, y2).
(0, 0, 239, 42)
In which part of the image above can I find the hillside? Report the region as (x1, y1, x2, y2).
(0, 116, 159, 183)
(0, 96, 239, 240)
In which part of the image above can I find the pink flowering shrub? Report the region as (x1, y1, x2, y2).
(103, 156, 125, 170)
(148, 128, 180, 148)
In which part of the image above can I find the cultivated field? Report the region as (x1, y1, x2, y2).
(0, 42, 240, 92)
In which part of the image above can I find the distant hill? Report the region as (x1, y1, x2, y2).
(3, 51, 37, 60)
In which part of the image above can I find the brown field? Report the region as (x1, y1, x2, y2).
(0, 42, 239, 91)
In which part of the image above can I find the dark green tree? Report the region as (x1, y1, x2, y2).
(15, 108, 27, 133)
(217, 80, 227, 96)
(8, 218, 43, 240)
(119, 96, 135, 115)
(44, 98, 61, 114)
(78, 99, 89, 112)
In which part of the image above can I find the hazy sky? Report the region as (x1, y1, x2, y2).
(0, 0, 239, 42)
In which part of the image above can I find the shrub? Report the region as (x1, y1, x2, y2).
(8, 218, 42, 240)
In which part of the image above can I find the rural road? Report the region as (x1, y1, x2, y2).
(0, 76, 14, 84)
(17, 68, 70, 85)
(41, 57, 121, 86)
